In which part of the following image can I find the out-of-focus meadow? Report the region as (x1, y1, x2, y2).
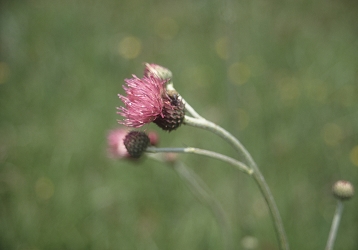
(1, 0, 357, 249)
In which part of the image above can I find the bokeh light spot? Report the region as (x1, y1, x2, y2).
(155, 17, 179, 40)
(228, 62, 251, 85)
(246, 55, 265, 77)
(277, 77, 301, 103)
(305, 80, 328, 103)
(91, 186, 114, 210)
(236, 108, 249, 131)
(215, 37, 229, 60)
(181, 64, 212, 87)
(252, 197, 268, 217)
(349, 146, 358, 167)
(118, 36, 142, 59)
(0, 62, 10, 84)
(339, 84, 355, 107)
(241, 236, 259, 249)
(35, 177, 54, 200)
(322, 123, 344, 146)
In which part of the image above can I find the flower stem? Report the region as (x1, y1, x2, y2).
(183, 115, 289, 250)
(183, 116, 254, 165)
(146, 147, 252, 175)
(325, 201, 344, 250)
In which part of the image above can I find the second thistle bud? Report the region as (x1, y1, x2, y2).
(332, 180, 354, 201)
(123, 131, 150, 158)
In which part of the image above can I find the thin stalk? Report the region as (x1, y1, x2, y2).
(184, 116, 254, 165)
(183, 115, 289, 250)
(146, 147, 253, 175)
(325, 201, 344, 250)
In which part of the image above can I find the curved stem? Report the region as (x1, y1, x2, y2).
(325, 201, 344, 250)
(183, 115, 289, 250)
(184, 116, 254, 165)
(146, 147, 253, 175)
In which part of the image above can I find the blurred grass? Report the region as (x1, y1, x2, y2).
(1, 0, 358, 249)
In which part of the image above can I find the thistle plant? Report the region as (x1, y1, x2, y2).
(109, 63, 355, 250)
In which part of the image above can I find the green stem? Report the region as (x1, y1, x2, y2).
(183, 116, 254, 165)
(146, 147, 252, 175)
(183, 115, 289, 250)
(325, 201, 344, 250)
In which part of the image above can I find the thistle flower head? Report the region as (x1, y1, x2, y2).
(117, 75, 167, 127)
(117, 68, 185, 131)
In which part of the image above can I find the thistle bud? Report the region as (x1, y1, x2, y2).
(153, 90, 185, 132)
(144, 63, 173, 82)
(123, 131, 150, 158)
(332, 180, 354, 201)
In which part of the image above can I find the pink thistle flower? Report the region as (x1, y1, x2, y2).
(107, 128, 130, 159)
(118, 64, 185, 131)
(117, 75, 167, 127)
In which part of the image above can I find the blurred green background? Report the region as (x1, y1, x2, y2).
(1, 0, 357, 249)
